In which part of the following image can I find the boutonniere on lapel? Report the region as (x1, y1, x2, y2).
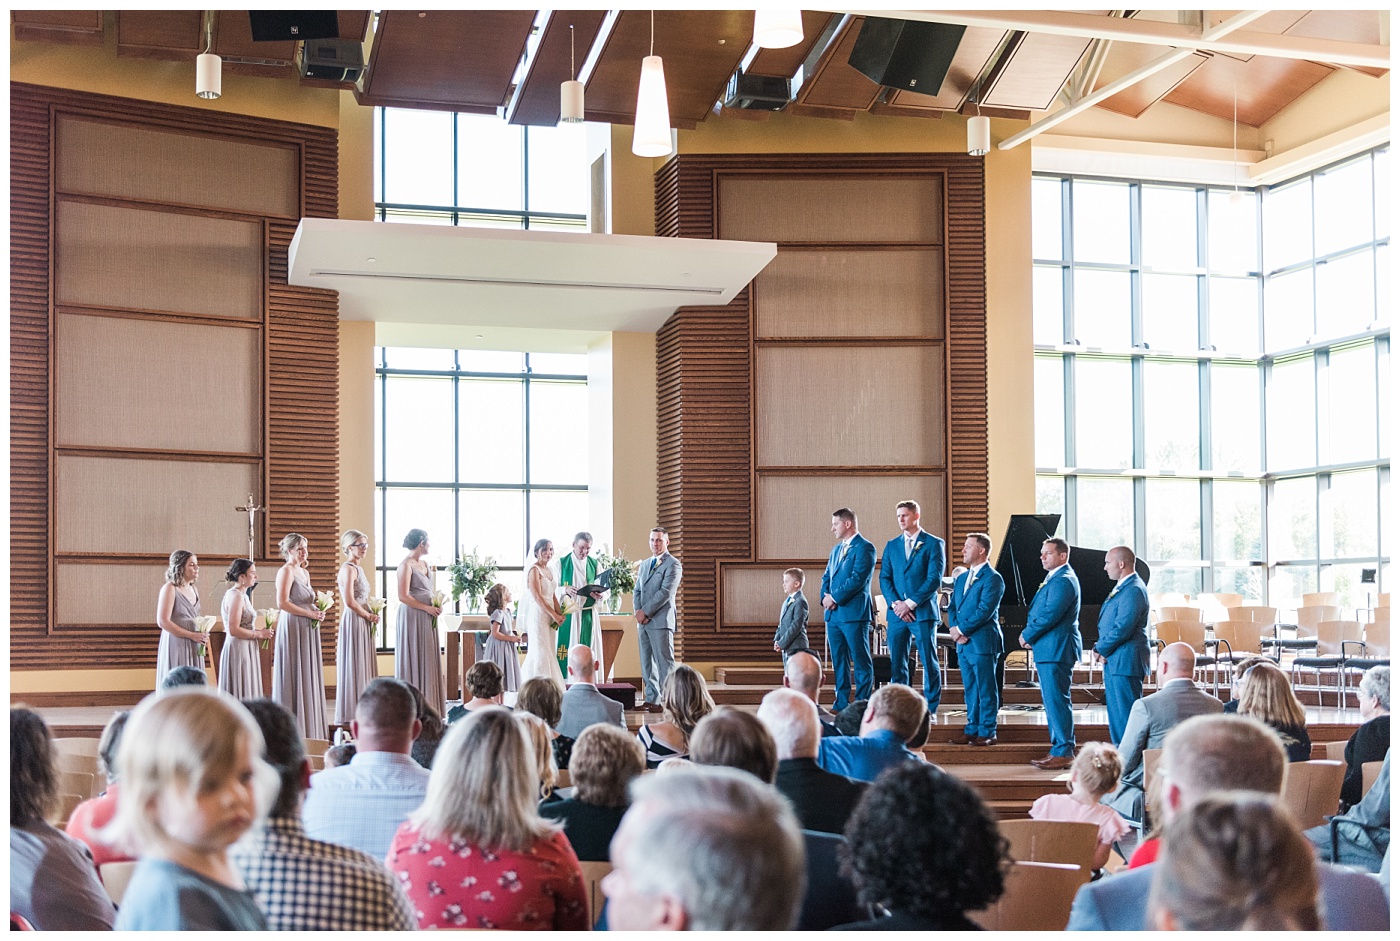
(1108, 586, 1119, 599)
(913, 541, 923, 551)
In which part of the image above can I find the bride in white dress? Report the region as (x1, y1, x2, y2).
(518, 538, 566, 689)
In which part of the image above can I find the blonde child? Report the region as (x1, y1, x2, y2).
(1029, 741, 1131, 871)
(106, 689, 278, 930)
(483, 582, 523, 693)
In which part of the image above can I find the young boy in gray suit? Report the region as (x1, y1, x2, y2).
(773, 568, 810, 662)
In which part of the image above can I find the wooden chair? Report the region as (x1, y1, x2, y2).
(1159, 606, 1202, 623)
(1361, 760, 1384, 799)
(555, 769, 571, 789)
(1153, 621, 1209, 680)
(1323, 740, 1349, 762)
(1227, 605, 1278, 626)
(1150, 592, 1191, 611)
(1143, 749, 1164, 823)
(1202, 620, 1267, 694)
(58, 770, 95, 803)
(303, 738, 332, 756)
(307, 753, 325, 771)
(578, 860, 612, 926)
(1199, 592, 1243, 610)
(1279, 760, 1346, 830)
(968, 861, 1086, 931)
(54, 752, 106, 796)
(1377, 593, 1390, 609)
(1340, 619, 1391, 699)
(998, 820, 1100, 872)
(1269, 606, 1345, 658)
(1292, 621, 1364, 706)
(1302, 592, 1341, 608)
(99, 861, 139, 906)
(52, 737, 102, 758)
(47, 793, 84, 829)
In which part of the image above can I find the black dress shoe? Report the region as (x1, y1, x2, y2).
(949, 733, 977, 745)
(970, 736, 998, 747)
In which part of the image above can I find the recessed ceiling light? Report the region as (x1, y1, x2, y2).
(367, 257, 376, 263)
(418, 11, 427, 18)
(718, 38, 726, 44)
(476, 334, 484, 339)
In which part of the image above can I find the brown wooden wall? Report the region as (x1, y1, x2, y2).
(655, 153, 988, 663)
(10, 82, 340, 672)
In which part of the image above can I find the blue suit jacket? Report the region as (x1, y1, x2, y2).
(1093, 572, 1151, 677)
(1065, 859, 1390, 931)
(1020, 564, 1082, 665)
(821, 535, 875, 626)
(878, 530, 945, 624)
(947, 565, 1005, 657)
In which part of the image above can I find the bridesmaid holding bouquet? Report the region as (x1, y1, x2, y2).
(218, 559, 271, 698)
(273, 533, 328, 738)
(335, 529, 380, 725)
(396, 529, 445, 714)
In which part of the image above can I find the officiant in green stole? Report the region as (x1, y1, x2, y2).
(554, 532, 605, 677)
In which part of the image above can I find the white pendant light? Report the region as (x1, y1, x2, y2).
(632, 11, 673, 158)
(195, 11, 220, 99)
(560, 23, 585, 124)
(753, 10, 803, 49)
(967, 79, 989, 156)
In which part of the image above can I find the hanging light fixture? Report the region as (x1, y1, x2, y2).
(195, 11, 221, 100)
(967, 78, 989, 156)
(753, 10, 803, 49)
(632, 10, 673, 158)
(1229, 78, 1247, 208)
(560, 23, 585, 124)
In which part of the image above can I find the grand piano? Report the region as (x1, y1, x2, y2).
(993, 514, 1150, 690)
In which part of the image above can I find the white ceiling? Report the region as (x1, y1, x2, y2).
(287, 219, 778, 334)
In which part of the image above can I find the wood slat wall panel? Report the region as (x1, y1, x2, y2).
(655, 153, 988, 664)
(11, 83, 340, 672)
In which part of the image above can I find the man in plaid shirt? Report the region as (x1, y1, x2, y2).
(231, 699, 416, 931)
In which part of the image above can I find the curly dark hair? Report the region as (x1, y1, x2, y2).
(840, 762, 1010, 917)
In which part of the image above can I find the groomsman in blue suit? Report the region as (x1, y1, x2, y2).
(821, 507, 876, 713)
(878, 501, 946, 714)
(1020, 537, 1082, 770)
(947, 533, 1005, 745)
(1091, 545, 1151, 745)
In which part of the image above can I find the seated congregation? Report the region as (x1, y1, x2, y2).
(10, 655, 1392, 931)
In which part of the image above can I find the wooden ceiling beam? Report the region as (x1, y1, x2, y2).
(865, 9, 1389, 68)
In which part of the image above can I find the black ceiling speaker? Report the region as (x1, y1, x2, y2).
(248, 11, 341, 43)
(848, 17, 967, 94)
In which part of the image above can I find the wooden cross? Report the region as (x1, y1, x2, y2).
(235, 494, 264, 561)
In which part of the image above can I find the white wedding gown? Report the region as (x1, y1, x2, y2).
(518, 564, 566, 690)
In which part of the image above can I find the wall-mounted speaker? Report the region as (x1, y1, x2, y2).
(848, 17, 967, 95)
(248, 11, 340, 43)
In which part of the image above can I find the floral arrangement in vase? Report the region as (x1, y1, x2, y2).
(597, 545, 637, 614)
(448, 547, 498, 613)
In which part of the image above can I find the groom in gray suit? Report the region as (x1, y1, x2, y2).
(633, 526, 682, 711)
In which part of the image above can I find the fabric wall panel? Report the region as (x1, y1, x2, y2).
(757, 474, 946, 561)
(55, 312, 261, 453)
(55, 114, 298, 218)
(717, 176, 943, 243)
(753, 249, 945, 338)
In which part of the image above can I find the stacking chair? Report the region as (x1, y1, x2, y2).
(304, 737, 332, 756)
(1323, 740, 1349, 762)
(1153, 620, 1209, 680)
(1150, 592, 1190, 611)
(58, 770, 95, 804)
(1202, 620, 1266, 694)
(1266, 605, 1343, 659)
(1377, 593, 1391, 609)
(1291, 621, 1364, 707)
(1341, 617, 1391, 687)
(968, 862, 1086, 931)
(997, 820, 1100, 872)
(1227, 605, 1278, 627)
(52, 737, 101, 759)
(1142, 749, 1165, 826)
(1302, 592, 1341, 608)
(1159, 606, 1202, 623)
(48, 793, 84, 829)
(1198, 592, 1243, 610)
(1361, 761, 1384, 798)
(55, 752, 105, 797)
(1279, 760, 1346, 830)
(578, 861, 612, 926)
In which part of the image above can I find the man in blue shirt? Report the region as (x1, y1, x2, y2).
(816, 683, 924, 782)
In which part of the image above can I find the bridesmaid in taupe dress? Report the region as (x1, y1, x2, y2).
(219, 559, 272, 699)
(335, 528, 380, 724)
(396, 528, 445, 713)
(273, 533, 328, 739)
(155, 549, 204, 687)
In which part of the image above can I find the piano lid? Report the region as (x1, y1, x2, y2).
(994, 513, 1149, 608)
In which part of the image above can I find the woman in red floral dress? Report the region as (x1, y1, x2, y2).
(386, 706, 589, 930)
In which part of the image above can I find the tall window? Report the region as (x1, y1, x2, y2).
(373, 107, 588, 230)
(1033, 148, 1389, 611)
(372, 348, 589, 648)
